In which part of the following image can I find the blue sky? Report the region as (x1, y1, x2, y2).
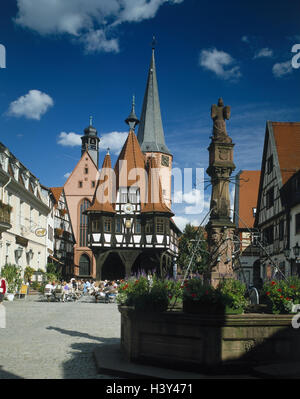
(0, 0, 299, 230)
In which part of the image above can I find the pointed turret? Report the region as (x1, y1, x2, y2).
(85, 150, 115, 214)
(125, 95, 139, 131)
(137, 45, 171, 155)
(81, 116, 100, 167)
(141, 156, 173, 215)
(114, 129, 146, 191)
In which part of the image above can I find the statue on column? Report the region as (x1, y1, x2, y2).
(206, 98, 236, 287)
(211, 98, 232, 143)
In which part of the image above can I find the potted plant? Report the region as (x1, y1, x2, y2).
(117, 276, 181, 312)
(218, 278, 248, 314)
(261, 277, 300, 314)
(182, 278, 248, 314)
(182, 279, 225, 314)
(0, 263, 22, 300)
(55, 228, 63, 237)
(59, 208, 68, 217)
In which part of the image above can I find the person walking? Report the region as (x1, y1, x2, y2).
(0, 277, 6, 328)
(0, 277, 7, 304)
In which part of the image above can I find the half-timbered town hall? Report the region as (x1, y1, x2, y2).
(83, 47, 180, 281)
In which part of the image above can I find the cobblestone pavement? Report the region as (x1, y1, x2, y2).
(0, 294, 121, 379)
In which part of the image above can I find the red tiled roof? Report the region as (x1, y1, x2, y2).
(114, 129, 146, 189)
(272, 122, 300, 185)
(141, 156, 173, 215)
(237, 170, 260, 229)
(86, 153, 116, 214)
(50, 187, 63, 207)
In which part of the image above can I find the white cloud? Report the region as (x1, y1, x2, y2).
(57, 130, 128, 154)
(7, 90, 53, 120)
(272, 60, 293, 78)
(15, 0, 183, 53)
(64, 172, 71, 179)
(80, 29, 119, 53)
(199, 48, 241, 81)
(57, 132, 81, 147)
(172, 215, 201, 232)
(100, 131, 128, 154)
(116, 0, 183, 24)
(254, 47, 273, 59)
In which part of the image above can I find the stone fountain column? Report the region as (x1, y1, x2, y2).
(205, 98, 236, 288)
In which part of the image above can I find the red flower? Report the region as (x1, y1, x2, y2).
(191, 293, 197, 298)
(271, 281, 276, 286)
(168, 295, 173, 299)
(266, 292, 270, 295)
(280, 295, 284, 299)
(277, 288, 282, 292)
(290, 285, 296, 289)
(286, 297, 290, 301)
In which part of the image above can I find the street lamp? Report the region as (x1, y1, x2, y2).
(15, 246, 23, 259)
(293, 242, 300, 257)
(283, 247, 291, 259)
(293, 243, 300, 265)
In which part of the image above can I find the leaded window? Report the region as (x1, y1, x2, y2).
(104, 218, 112, 232)
(156, 218, 164, 233)
(79, 199, 90, 247)
(115, 218, 122, 233)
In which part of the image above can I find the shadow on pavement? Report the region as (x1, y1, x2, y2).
(0, 366, 23, 379)
(46, 325, 120, 379)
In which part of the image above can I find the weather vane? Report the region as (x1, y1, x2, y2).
(89, 115, 93, 126)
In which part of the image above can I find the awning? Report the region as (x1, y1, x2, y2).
(48, 255, 64, 265)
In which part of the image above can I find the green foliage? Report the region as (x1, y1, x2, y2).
(46, 263, 61, 281)
(31, 281, 41, 291)
(177, 224, 209, 275)
(24, 266, 36, 282)
(218, 278, 248, 311)
(183, 279, 223, 305)
(182, 278, 248, 313)
(0, 263, 22, 293)
(45, 273, 58, 284)
(261, 277, 300, 314)
(117, 276, 182, 312)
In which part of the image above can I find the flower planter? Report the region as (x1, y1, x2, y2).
(119, 306, 300, 371)
(183, 300, 225, 314)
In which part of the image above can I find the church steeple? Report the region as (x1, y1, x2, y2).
(137, 42, 171, 155)
(81, 116, 100, 167)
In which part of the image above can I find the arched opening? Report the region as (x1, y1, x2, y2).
(102, 252, 125, 281)
(79, 254, 90, 276)
(131, 251, 159, 277)
(79, 198, 91, 247)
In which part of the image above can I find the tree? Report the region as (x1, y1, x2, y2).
(46, 262, 61, 281)
(24, 266, 36, 283)
(177, 224, 210, 276)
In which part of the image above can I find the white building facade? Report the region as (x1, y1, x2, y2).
(0, 143, 51, 278)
